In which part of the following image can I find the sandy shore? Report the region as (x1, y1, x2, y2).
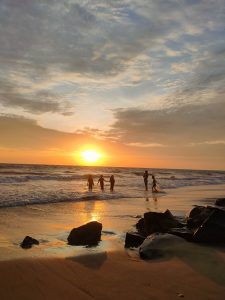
(0, 250, 225, 300)
(1, 184, 225, 299)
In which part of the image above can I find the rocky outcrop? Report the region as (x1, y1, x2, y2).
(186, 206, 213, 229)
(136, 210, 182, 236)
(215, 198, 225, 207)
(136, 217, 145, 235)
(67, 221, 102, 246)
(127, 205, 225, 250)
(20, 236, 39, 249)
(125, 232, 146, 248)
(193, 208, 225, 243)
(168, 227, 193, 241)
(139, 233, 186, 259)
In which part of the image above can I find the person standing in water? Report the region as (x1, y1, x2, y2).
(109, 175, 115, 192)
(152, 175, 158, 192)
(87, 175, 94, 191)
(98, 175, 105, 191)
(143, 170, 149, 191)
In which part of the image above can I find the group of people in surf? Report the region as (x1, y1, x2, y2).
(87, 174, 115, 192)
(87, 170, 159, 193)
(143, 170, 159, 192)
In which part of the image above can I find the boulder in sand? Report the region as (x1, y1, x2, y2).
(20, 236, 39, 249)
(135, 217, 146, 235)
(186, 206, 213, 229)
(125, 232, 146, 248)
(169, 227, 193, 241)
(215, 198, 225, 207)
(143, 210, 182, 235)
(67, 221, 102, 246)
(139, 233, 186, 260)
(193, 208, 225, 243)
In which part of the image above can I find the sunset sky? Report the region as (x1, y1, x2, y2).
(0, 0, 225, 169)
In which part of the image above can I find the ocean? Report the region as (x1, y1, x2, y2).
(0, 163, 225, 208)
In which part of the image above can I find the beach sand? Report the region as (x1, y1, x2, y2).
(0, 184, 225, 299)
(0, 250, 225, 300)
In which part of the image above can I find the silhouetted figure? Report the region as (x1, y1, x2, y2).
(98, 175, 105, 191)
(109, 175, 115, 192)
(87, 175, 94, 191)
(143, 170, 149, 191)
(152, 175, 158, 193)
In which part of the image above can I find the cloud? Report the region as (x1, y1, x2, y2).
(1, 0, 223, 79)
(0, 79, 73, 115)
(109, 100, 225, 145)
(190, 140, 225, 146)
(125, 142, 166, 148)
(0, 114, 96, 150)
(0, 0, 224, 123)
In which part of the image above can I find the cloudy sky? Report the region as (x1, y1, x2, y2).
(0, 0, 225, 169)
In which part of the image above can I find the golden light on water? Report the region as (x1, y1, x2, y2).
(90, 212, 99, 222)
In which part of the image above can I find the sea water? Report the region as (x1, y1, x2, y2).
(0, 163, 225, 208)
(1, 163, 225, 260)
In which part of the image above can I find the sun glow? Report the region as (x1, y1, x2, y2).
(81, 149, 101, 164)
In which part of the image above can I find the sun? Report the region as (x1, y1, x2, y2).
(81, 150, 101, 164)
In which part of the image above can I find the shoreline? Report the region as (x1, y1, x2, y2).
(0, 183, 225, 299)
(0, 183, 225, 261)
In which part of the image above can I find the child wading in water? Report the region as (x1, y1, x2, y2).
(152, 175, 159, 192)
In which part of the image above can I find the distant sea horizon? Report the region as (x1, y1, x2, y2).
(0, 162, 224, 172)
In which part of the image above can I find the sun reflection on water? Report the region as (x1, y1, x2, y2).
(75, 201, 105, 224)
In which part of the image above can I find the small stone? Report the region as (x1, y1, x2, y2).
(177, 293, 184, 297)
(20, 236, 39, 249)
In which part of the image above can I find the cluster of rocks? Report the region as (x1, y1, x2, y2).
(125, 197, 225, 250)
(20, 197, 225, 254)
(215, 198, 225, 207)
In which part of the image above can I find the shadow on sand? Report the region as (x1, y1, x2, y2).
(147, 242, 225, 287)
(66, 251, 107, 270)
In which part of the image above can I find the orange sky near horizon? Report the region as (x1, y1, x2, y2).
(0, 132, 224, 170)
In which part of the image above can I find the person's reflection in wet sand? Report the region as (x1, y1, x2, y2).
(152, 194, 158, 210)
(145, 198, 150, 211)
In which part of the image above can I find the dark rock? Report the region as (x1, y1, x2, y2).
(67, 221, 102, 246)
(193, 208, 225, 243)
(125, 232, 146, 248)
(102, 230, 116, 235)
(139, 233, 186, 260)
(20, 236, 39, 249)
(169, 227, 193, 241)
(136, 217, 146, 235)
(215, 198, 225, 207)
(186, 206, 213, 229)
(143, 210, 182, 235)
